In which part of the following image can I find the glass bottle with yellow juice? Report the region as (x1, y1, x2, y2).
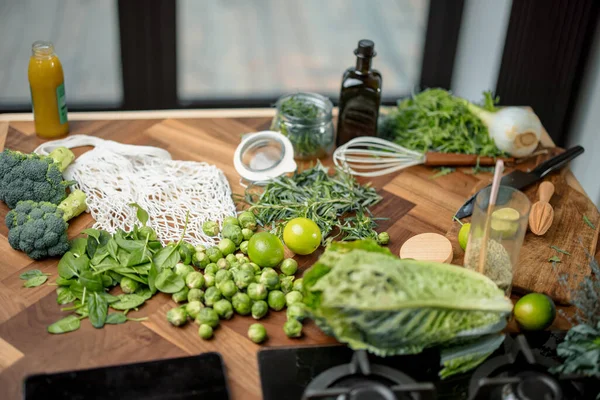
(28, 41, 69, 138)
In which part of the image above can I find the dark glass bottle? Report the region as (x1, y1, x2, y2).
(336, 39, 382, 146)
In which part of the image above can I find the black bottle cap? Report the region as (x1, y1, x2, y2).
(354, 39, 376, 58)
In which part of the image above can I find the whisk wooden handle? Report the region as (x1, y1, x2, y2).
(538, 181, 555, 203)
(424, 152, 514, 166)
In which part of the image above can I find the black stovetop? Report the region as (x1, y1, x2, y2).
(258, 331, 600, 400)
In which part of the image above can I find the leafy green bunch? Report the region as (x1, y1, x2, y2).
(378, 89, 504, 157)
(239, 162, 384, 244)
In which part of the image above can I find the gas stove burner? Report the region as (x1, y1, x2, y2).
(301, 350, 436, 400)
(468, 335, 565, 400)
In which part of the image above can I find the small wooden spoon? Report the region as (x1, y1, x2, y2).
(529, 181, 555, 235)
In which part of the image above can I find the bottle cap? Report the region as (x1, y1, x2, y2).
(354, 39, 376, 58)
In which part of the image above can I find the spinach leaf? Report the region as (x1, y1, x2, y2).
(115, 233, 146, 252)
(58, 252, 89, 279)
(55, 277, 73, 286)
(83, 228, 101, 241)
(19, 269, 46, 280)
(107, 271, 123, 284)
(135, 286, 153, 300)
(130, 203, 149, 226)
(98, 292, 119, 304)
(155, 269, 185, 293)
(24, 275, 47, 288)
(86, 237, 98, 259)
(69, 237, 88, 257)
(48, 315, 82, 334)
(147, 241, 163, 252)
(79, 270, 104, 292)
(129, 263, 151, 275)
(92, 256, 120, 274)
(148, 262, 159, 294)
(90, 247, 109, 266)
(114, 270, 149, 285)
(88, 292, 108, 328)
(110, 294, 146, 310)
(107, 238, 119, 260)
(152, 244, 181, 270)
(75, 302, 89, 317)
(99, 230, 111, 247)
(105, 313, 127, 324)
(56, 287, 77, 305)
(69, 281, 85, 300)
(122, 248, 152, 267)
(102, 274, 114, 288)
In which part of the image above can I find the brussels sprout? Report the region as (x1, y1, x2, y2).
(217, 279, 238, 298)
(267, 290, 286, 311)
(285, 290, 303, 306)
(172, 286, 189, 303)
(178, 242, 195, 265)
(186, 300, 204, 319)
(232, 292, 252, 315)
(239, 241, 249, 254)
(213, 298, 234, 320)
(216, 258, 230, 270)
(247, 282, 268, 301)
(206, 247, 223, 263)
(185, 271, 205, 289)
(204, 274, 216, 288)
(174, 262, 195, 279)
(238, 211, 257, 230)
(120, 277, 139, 294)
(241, 228, 254, 240)
(188, 288, 204, 303)
(202, 221, 220, 236)
(286, 303, 308, 321)
(218, 238, 236, 256)
(139, 226, 157, 240)
(240, 263, 255, 274)
(280, 275, 294, 294)
(225, 254, 237, 264)
(223, 216, 240, 226)
(195, 245, 206, 253)
(167, 307, 188, 327)
(234, 269, 254, 290)
(252, 300, 268, 319)
(292, 278, 303, 293)
(204, 286, 222, 307)
(283, 319, 303, 338)
(198, 324, 213, 340)
(280, 258, 298, 276)
(196, 307, 219, 328)
(235, 253, 246, 261)
(238, 256, 250, 264)
(248, 323, 267, 343)
(377, 231, 390, 245)
(204, 263, 218, 275)
(222, 225, 243, 246)
(260, 268, 280, 290)
(249, 262, 261, 274)
(229, 261, 240, 270)
(215, 269, 233, 284)
(192, 251, 210, 269)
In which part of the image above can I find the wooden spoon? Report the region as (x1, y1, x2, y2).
(529, 181, 555, 235)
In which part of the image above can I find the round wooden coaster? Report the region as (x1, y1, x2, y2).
(399, 233, 453, 263)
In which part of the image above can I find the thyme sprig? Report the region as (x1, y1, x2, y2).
(238, 162, 383, 244)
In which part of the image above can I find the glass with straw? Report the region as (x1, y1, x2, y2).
(463, 161, 531, 296)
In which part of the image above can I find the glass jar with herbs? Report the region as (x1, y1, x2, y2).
(463, 186, 530, 295)
(270, 92, 335, 160)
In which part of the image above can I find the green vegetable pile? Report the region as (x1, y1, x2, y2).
(164, 211, 308, 342)
(378, 89, 504, 157)
(240, 162, 387, 244)
(303, 240, 513, 378)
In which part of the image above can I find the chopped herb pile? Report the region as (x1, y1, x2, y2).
(378, 89, 504, 157)
(430, 167, 455, 179)
(239, 162, 385, 244)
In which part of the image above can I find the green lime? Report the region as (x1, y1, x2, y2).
(458, 223, 471, 251)
(491, 207, 520, 239)
(283, 217, 322, 255)
(513, 293, 556, 331)
(248, 232, 285, 268)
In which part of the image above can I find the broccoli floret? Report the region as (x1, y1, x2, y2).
(6, 190, 87, 260)
(0, 147, 75, 209)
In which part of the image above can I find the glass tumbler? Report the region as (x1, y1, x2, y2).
(463, 186, 531, 295)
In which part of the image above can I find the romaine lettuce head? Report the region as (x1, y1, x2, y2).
(303, 240, 513, 358)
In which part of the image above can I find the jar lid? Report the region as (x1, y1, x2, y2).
(233, 131, 297, 184)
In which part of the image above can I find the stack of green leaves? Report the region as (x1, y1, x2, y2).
(239, 162, 385, 244)
(378, 89, 504, 157)
(166, 212, 308, 342)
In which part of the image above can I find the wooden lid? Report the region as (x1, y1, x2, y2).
(399, 233, 453, 263)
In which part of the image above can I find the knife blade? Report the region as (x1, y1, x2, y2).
(454, 145, 584, 219)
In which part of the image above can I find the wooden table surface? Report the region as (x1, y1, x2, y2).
(0, 110, 587, 399)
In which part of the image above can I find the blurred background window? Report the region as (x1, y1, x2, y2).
(0, 0, 123, 110)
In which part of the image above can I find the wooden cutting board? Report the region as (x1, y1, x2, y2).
(447, 168, 600, 304)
